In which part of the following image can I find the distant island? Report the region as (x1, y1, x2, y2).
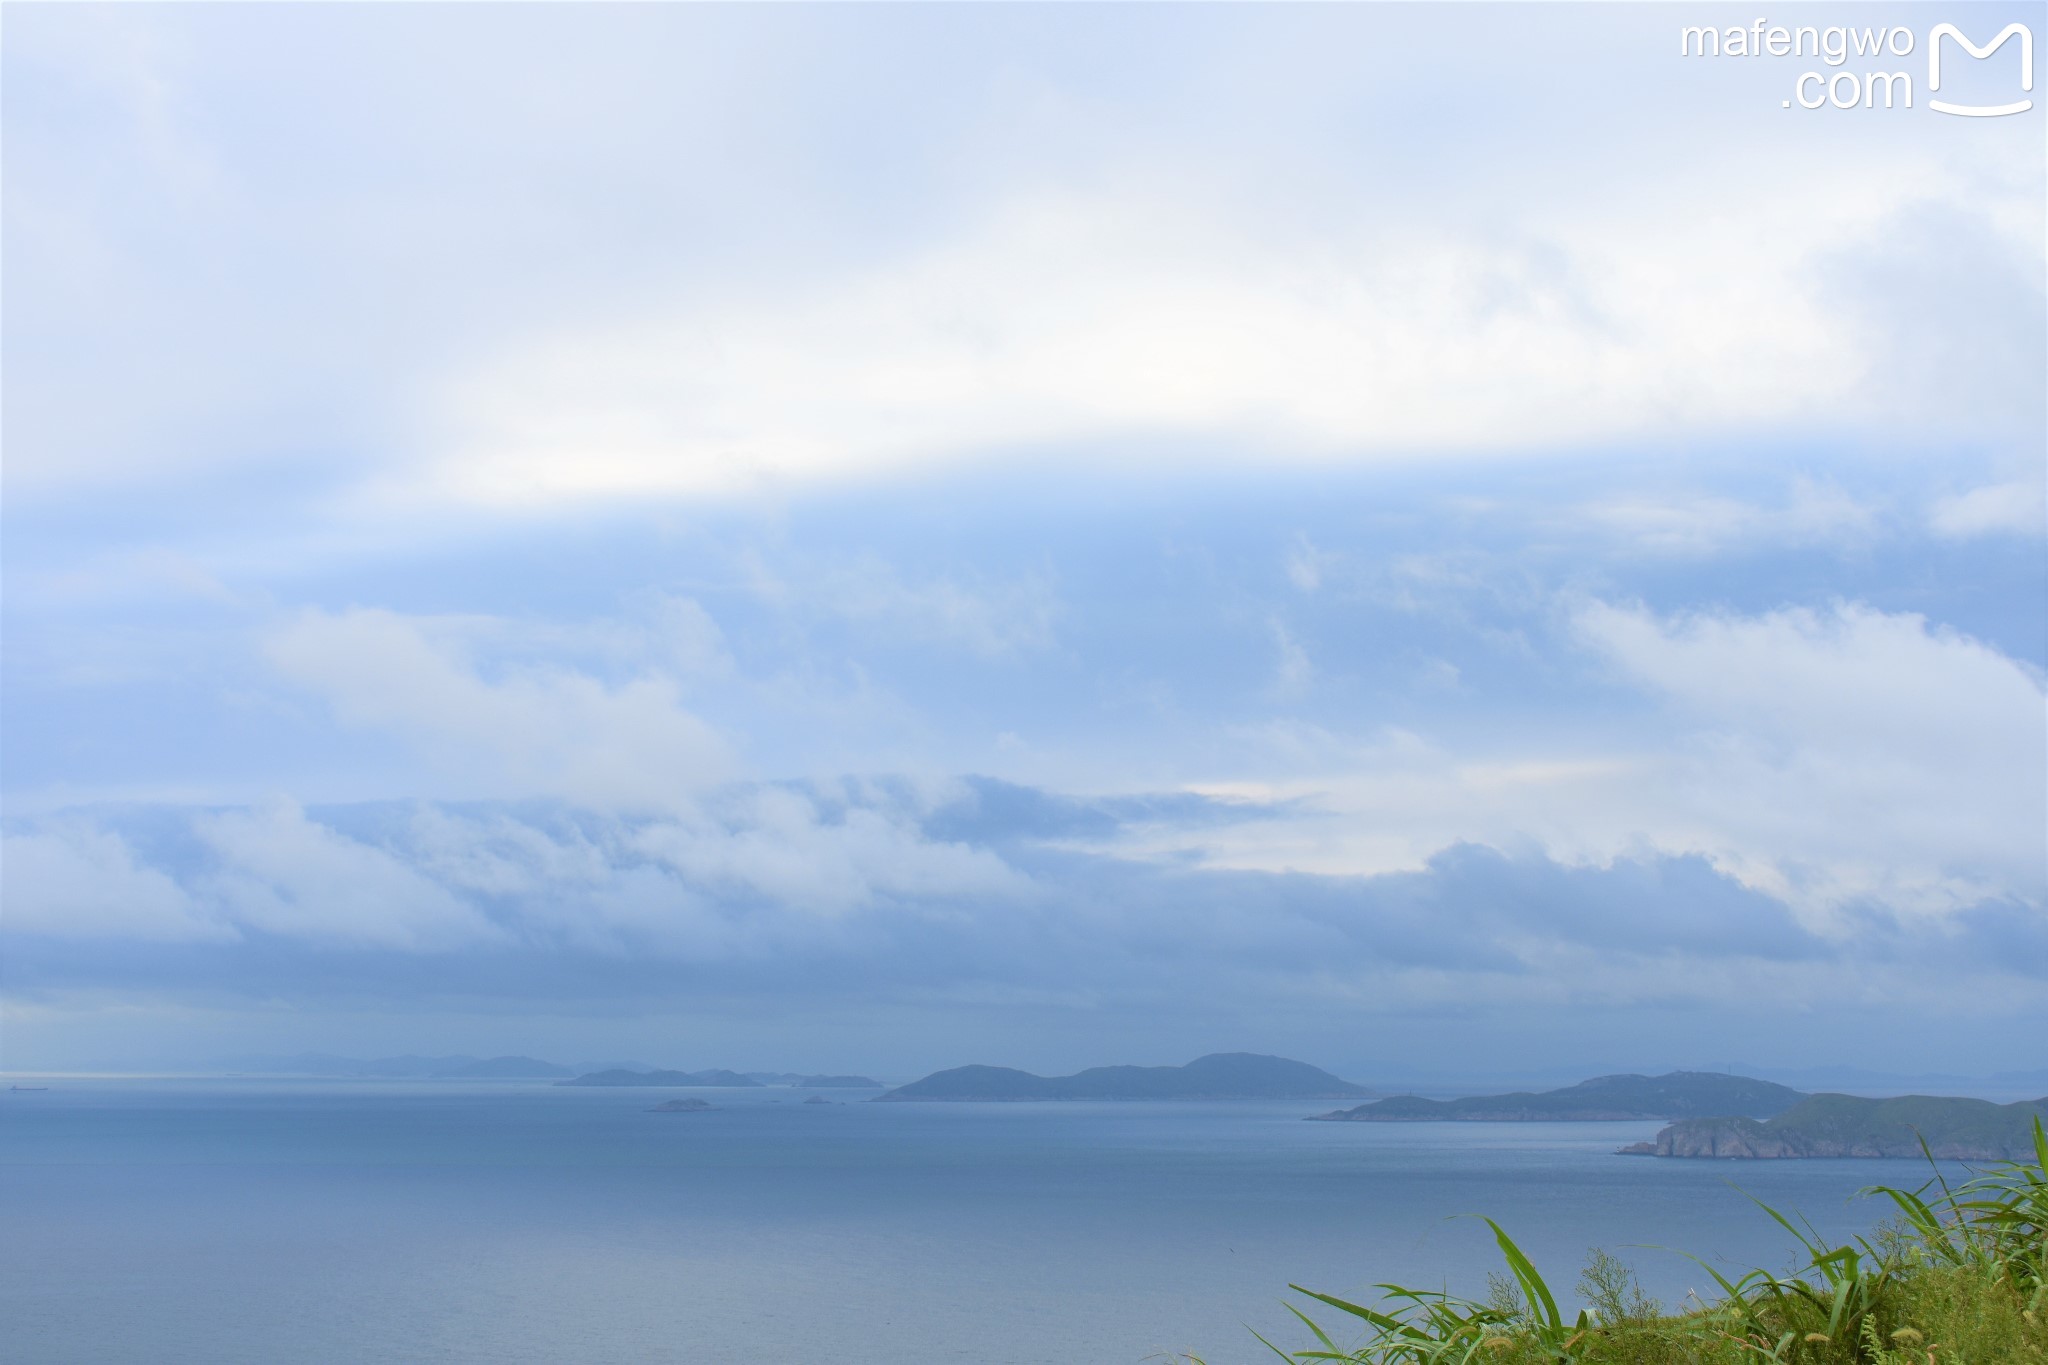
(435, 1055, 573, 1079)
(216, 1054, 879, 1087)
(220, 1053, 652, 1078)
(647, 1097, 713, 1112)
(736, 1072, 880, 1087)
(560, 1068, 881, 1088)
(219, 1052, 516, 1078)
(1310, 1071, 1804, 1122)
(876, 1052, 1367, 1102)
(560, 1068, 763, 1088)
(1619, 1093, 2048, 1159)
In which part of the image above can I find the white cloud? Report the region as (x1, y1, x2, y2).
(401, 805, 613, 900)
(1, 823, 227, 941)
(1573, 600, 2046, 913)
(1268, 619, 1313, 695)
(643, 594, 736, 676)
(783, 557, 1057, 659)
(1574, 600, 2037, 770)
(1283, 537, 1325, 593)
(1575, 478, 1878, 557)
(409, 173, 1924, 510)
(633, 787, 1027, 917)
(391, 805, 731, 957)
(1930, 480, 2045, 539)
(6, 6, 2035, 533)
(3, 785, 2041, 1050)
(265, 607, 732, 809)
(1109, 601, 2046, 925)
(3, 786, 1030, 959)
(197, 799, 500, 949)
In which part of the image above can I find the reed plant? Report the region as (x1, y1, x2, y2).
(1216, 1118, 2048, 1365)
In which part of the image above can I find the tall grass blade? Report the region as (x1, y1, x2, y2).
(1478, 1218, 1561, 1330)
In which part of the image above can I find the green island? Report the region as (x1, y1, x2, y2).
(875, 1052, 1367, 1101)
(1219, 1118, 2047, 1365)
(1621, 1094, 2048, 1161)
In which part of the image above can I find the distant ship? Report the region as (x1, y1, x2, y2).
(8, 1085, 50, 1092)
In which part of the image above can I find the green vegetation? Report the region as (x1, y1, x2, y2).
(1624, 1095, 2048, 1161)
(1221, 1119, 2047, 1365)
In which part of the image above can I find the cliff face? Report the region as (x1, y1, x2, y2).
(1619, 1095, 2048, 1160)
(1618, 1117, 1805, 1158)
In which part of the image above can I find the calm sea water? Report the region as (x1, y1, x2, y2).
(1, 1078, 1947, 1364)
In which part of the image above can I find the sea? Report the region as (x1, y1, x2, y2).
(0, 1078, 1958, 1364)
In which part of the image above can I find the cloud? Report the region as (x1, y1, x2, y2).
(758, 555, 1058, 659)
(0, 822, 226, 942)
(2, 7, 2039, 1072)
(6, 5, 2036, 542)
(195, 799, 501, 950)
(1930, 480, 2045, 539)
(1573, 478, 1878, 557)
(1085, 599, 2045, 929)
(1, 790, 2038, 1031)
(1284, 536, 1327, 592)
(2, 785, 1031, 962)
(265, 607, 733, 808)
(632, 786, 1027, 917)
(1268, 619, 1313, 694)
(1574, 599, 2046, 913)
(415, 182, 1892, 510)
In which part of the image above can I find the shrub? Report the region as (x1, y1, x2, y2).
(1229, 1119, 2048, 1365)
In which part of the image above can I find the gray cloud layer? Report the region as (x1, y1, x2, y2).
(7, 781, 2039, 1026)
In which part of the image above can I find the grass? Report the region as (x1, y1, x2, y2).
(1198, 1118, 2047, 1365)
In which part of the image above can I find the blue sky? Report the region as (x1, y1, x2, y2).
(3, 4, 2043, 1079)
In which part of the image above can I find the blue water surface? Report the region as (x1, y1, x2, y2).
(0, 1079, 1943, 1363)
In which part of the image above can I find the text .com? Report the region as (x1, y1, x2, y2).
(1680, 20, 2034, 115)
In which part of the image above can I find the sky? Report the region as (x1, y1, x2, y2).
(3, 3, 2043, 1082)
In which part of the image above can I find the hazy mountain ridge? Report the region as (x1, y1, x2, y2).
(877, 1053, 1367, 1101)
(559, 1069, 764, 1088)
(436, 1056, 573, 1078)
(1620, 1093, 2048, 1159)
(213, 1055, 874, 1085)
(218, 1053, 572, 1078)
(216, 1053, 466, 1077)
(1310, 1071, 1805, 1122)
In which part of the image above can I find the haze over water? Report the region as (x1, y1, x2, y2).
(2, 1078, 1939, 1364)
